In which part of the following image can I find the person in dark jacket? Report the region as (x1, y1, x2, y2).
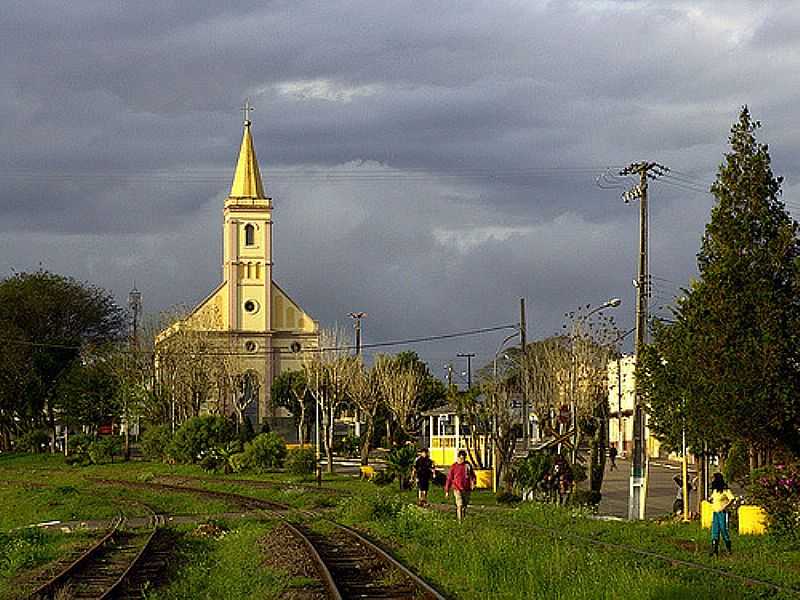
(411, 448, 435, 506)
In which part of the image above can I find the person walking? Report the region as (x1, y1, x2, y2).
(673, 474, 693, 516)
(444, 450, 477, 523)
(709, 472, 735, 556)
(609, 446, 618, 471)
(412, 448, 435, 506)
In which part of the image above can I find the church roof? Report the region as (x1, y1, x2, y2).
(229, 121, 266, 199)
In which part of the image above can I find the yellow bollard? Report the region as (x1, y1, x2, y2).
(701, 500, 713, 529)
(739, 505, 767, 535)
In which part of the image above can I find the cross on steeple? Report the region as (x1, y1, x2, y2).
(241, 99, 254, 126)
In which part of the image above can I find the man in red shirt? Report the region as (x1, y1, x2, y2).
(444, 450, 477, 522)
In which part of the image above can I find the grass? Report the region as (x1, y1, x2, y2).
(142, 518, 298, 600)
(4, 453, 800, 599)
(0, 528, 99, 600)
(335, 491, 800, 599)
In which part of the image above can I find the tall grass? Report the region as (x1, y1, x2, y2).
(143, 520, 288, 600)
(336, 493, 795, 599)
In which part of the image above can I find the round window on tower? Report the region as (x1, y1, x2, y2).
(290, 341, 302, 353)
(245, 341, 257, 353)
(244, 300, 259, 313)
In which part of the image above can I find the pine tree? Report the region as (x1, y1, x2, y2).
(641, 107, 800, 457)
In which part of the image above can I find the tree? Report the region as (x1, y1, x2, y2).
(0, 270, 125, 450)
(303, 327, 357, 473)
(155, 306, 231, 429)
(272, 369, 313, 446)
(374, 353, 426, 439)
(639, 107, 800, 464)
(347, 359, 382, 465)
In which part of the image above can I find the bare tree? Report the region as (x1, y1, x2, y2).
(155, 306, 230, 429)
(303, 327, 357, 472)
(348, 358, 382, 465)
(374, 354, 425, 439)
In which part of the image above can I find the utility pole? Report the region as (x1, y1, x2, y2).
(445, 364, 454, 389)
(456, 353, 475, 389)
(520, 298, 528, 448)
(348, 312, 367, 355)
(620, 161, 668, 520)
(348, 312, 367, 438)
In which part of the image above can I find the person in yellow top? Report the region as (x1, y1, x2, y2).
(709, 472, 735, 556)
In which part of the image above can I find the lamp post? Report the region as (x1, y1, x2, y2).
(612, 327, 636, 459)
(569, 298, 621, 463)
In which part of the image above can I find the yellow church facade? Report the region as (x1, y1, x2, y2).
(156, 113, 318, 428)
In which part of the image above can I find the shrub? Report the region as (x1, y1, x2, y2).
(286, 447, 317, 478)
(723, 441, 750, 485)
(372, 470, 395, 486)
(169, 415, 236, 464)
(496, 490, 522, 504)
(64, 433, 94, 465)
(335, 434, 361, 458)
(386, 444, 417, 489)
(15, 429, 50, 453)
(509, 451, 553, 495)
(747, 462, 800, 541)
(240, 433, 287, 472)
(141, 425, 173, 462)
(88, 436, 121, 464)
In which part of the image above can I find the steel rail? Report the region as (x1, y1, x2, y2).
(29, 516, 124, 599)
(332, 522, 448, 600)
(280, 521, 343, 600)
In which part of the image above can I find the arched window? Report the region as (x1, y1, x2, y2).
(244, 224, 255, 246)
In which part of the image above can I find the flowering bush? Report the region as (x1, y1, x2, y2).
(747, 462, 800, 540)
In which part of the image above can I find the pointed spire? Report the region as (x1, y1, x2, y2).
(229, 100, 266, 199)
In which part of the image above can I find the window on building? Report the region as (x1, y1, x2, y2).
(244, 224, 255, 246)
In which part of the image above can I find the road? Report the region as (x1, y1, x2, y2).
(598, 456, 696, 519)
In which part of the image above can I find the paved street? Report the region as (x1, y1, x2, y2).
(599, 456, 696, 519)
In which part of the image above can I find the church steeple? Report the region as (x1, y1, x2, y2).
(229, 100, 265, 199)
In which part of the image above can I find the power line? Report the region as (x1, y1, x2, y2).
(0, 323, 518, 357)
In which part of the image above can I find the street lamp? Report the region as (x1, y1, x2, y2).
(569, 298, 621, 462)
(491, 330, 520, 493)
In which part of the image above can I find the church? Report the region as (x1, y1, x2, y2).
(156, 109, 319, 430)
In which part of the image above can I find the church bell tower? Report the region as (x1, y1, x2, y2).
(223, 101, 272, 333)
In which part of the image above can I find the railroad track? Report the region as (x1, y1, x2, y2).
(29, 509, 167, 600)
(89, 478, 291, 512)
(92, 478, 446, 599)
(286, 521, 447, 600)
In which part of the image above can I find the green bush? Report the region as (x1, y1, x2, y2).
(723, 441, 750, 485)
(169, 415, 236, 464)
(747, 462, 800, 541)
(15, 429, 50, 453)
(509, 451, 553, 494)
(372, 469, 395, 486)
(286, 447, 317, 478)
(88, 436, 121, 464)
(64, 433, 94, 465)
(386, 444, 417, 489)
(240, 432, 287, 472)
(141, 425, 173, 462)
(496, 490, 522, 504)
(335, 434, 361, 458)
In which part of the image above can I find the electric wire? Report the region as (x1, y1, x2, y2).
(0, 323, 518, 357)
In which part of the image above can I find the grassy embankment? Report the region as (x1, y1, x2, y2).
(4, 453, 800, 599)
(335, 490, 800, 599)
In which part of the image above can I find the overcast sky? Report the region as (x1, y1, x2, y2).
(2, 1, 799, 381)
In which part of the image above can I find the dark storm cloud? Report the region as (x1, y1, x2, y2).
(2, 0, 799, 368)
